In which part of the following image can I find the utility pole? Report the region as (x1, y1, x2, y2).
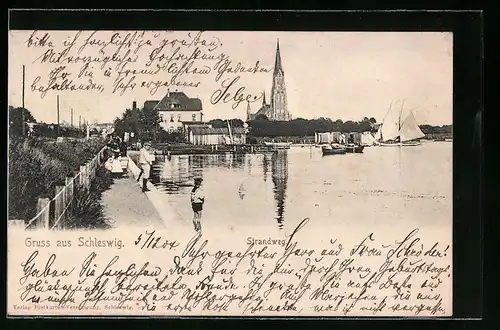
(79, 115, 81, 129)
(71, 108, 74, 127)
(22, 65, 25, 136)
(57, 95, 60, 137)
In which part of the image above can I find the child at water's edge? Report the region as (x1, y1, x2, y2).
(190, 178, 205, 232)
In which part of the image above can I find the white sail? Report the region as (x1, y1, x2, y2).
(380, 104, 402, 142)
(399, 110, 425, 142)
(361, 132, 376, 145)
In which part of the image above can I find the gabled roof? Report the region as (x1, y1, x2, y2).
(144, 100, 160, 110)
(154, 91, 202, 111)
(255, 105, 272, 116)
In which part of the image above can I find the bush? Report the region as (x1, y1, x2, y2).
(8, 137, 108, 221)
(64, 166, 114, 230)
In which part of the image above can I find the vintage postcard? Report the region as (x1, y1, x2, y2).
(7, 29, 453, 317)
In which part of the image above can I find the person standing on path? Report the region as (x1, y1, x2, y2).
(139, 142, 155, 192)
(119, 138, 128, 157)
(190, 178, 205, 232)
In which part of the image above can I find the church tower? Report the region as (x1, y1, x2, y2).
(246, 101, 252, 122)
(271, 39, 289, 121)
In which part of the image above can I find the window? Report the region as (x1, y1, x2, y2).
(170, 115, 174, 122)
(192, 114, 196, 121)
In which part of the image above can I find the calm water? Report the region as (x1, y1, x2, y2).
(149, 142, 452, 231)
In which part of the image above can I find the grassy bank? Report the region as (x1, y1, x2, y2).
(64, 166, 113, 230)
(8, 137, 113, 229)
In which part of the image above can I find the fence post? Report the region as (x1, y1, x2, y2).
(66, 177, 74, 207)
(54, 186, 64, 230)
(92, 158, 97, 178)
(98, 147, 104, 165)
(85, 164, 91, 189)
(73, 171, 79, 188)
(83, 165, 87, 189)
(36, 198, 50, 229)
(79, 165, 85, 186)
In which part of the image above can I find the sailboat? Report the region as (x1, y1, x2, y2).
(376, 101, 425, 147)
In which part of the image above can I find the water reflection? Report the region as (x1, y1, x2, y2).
(147, 143, 451, 231)
(152, 153, 253, 192)
(271, 151, 288, 228)
(151, 151, 289, 229)
(262, 153, 270, 182)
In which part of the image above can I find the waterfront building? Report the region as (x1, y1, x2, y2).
(188, 127, 247, 145)
(143, 90, 204, 133)
(315, 132, 342, 144)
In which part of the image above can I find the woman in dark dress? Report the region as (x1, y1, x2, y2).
(119, 139, 128, 157)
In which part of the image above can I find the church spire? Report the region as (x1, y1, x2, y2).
(262, 90, 267, 106)
(246, 101, 252, 121)
(274, 38, 283, 75)
(270, 38, 289, 121)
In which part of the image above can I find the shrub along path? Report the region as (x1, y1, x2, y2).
(100, 172, 164, 229)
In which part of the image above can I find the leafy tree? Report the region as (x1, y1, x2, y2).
(209, 118, 244, 129)
(142, 106, 160, 139)
(157, 130, 186, 143)
(245, 117, 387, 137)
(114, 107, 143, 137)
(208, 119, 226, 128)
(9, 106, 36, 136)
(229, 119, 244, 128)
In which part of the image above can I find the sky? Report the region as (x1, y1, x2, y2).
(8, 30, 453, 125)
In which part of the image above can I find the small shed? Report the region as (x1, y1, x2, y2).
(315, 132, 342, 144)
(188, 127, 247, 145)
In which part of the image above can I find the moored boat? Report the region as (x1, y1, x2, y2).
(344, 144, 365, 153)
(379, 141, 421, 147)
(322, 144, 346, 155)
(264, 141, 292, 149)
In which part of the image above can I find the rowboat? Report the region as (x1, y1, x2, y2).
(345, 144, 365, 153)
(379, 141, 421, 147)
(322, 144, 346, 155)
(264, 142, 292, 149)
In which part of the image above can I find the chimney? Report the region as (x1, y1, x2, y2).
(132, 101, 137, 111)
(167, 89, 170, 97)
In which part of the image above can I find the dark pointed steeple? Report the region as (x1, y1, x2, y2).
(246, 101, 252, 121)
(274, 39, 283, 75)
(262, 90, 267, 106)
(270, 38, 289, 121)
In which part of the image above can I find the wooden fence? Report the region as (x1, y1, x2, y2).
(24, 146, 108, 230)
